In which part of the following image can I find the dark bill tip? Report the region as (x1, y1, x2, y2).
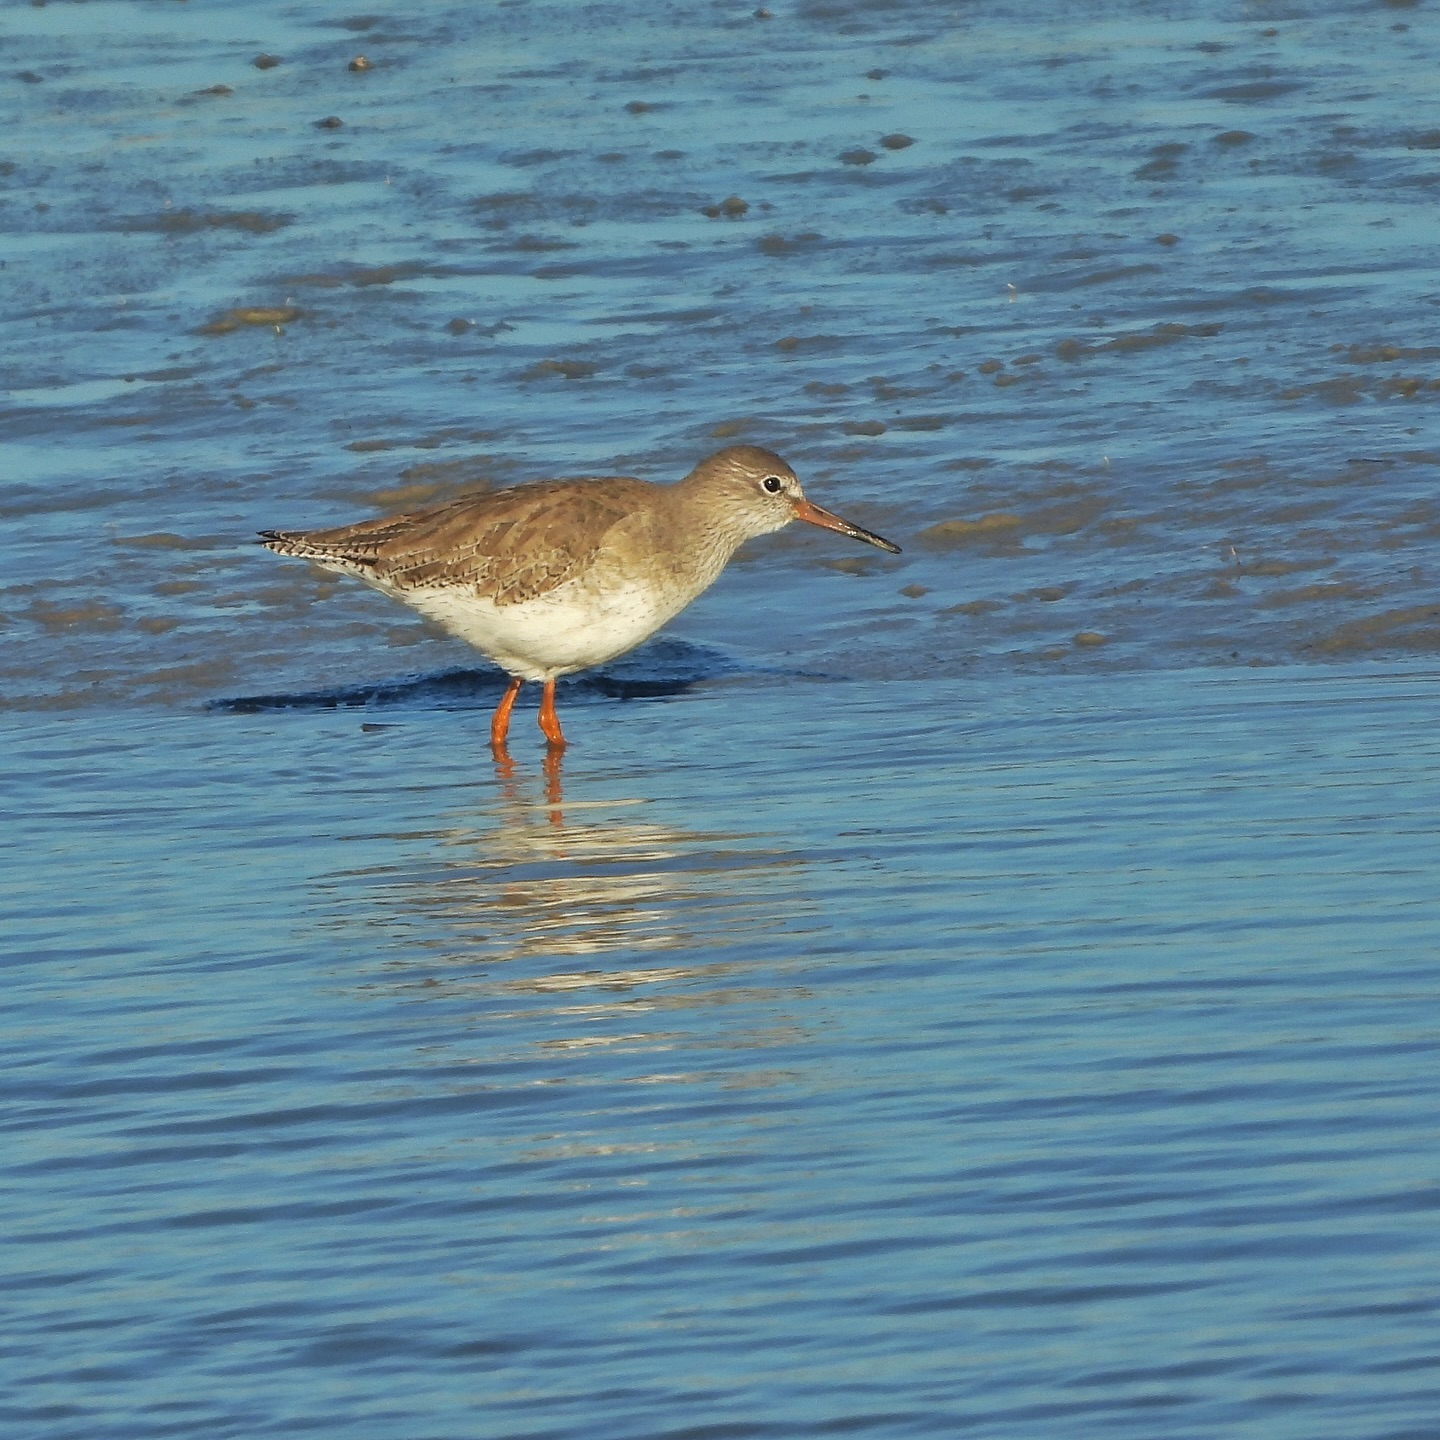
(793, 497, 901, 554)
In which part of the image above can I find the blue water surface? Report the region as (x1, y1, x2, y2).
(5, 668, 1440, 1438)
(4, 0, 1440, 1434)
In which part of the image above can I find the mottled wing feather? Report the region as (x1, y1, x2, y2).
(262, 478, 648, 607)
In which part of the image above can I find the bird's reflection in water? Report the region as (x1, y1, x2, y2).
(490, 741, 565, 828)
(352, 743, 814, 1061)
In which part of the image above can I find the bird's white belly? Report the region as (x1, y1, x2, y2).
(379, 576, 684, 681)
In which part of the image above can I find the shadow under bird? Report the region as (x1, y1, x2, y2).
(259, 444, 900, 749)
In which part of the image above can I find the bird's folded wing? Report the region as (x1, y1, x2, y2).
(262, 478, 649, 607)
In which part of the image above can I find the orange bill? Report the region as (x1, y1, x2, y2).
(792, 498, 901, 554)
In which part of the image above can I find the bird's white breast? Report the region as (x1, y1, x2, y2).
(372, 573, 693, 682)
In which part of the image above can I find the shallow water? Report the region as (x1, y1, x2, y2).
(7, 668, 1440, 1437)
(4, 1, 1440, 1436)
(5, 0, 1439, 708)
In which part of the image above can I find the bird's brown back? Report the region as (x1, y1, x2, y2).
(261, 477, 659, 607)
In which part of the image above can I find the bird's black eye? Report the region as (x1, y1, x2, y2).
(761, 475, 784, 494)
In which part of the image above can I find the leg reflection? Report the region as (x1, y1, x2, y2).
(542, 744, 564, 827)
(491, 742, 518, 800)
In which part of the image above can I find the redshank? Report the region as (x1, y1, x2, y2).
(260, 444, 899, 748)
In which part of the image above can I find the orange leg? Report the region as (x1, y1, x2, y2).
(490, 677, 523, 749)
(538, 678, 565, 748)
